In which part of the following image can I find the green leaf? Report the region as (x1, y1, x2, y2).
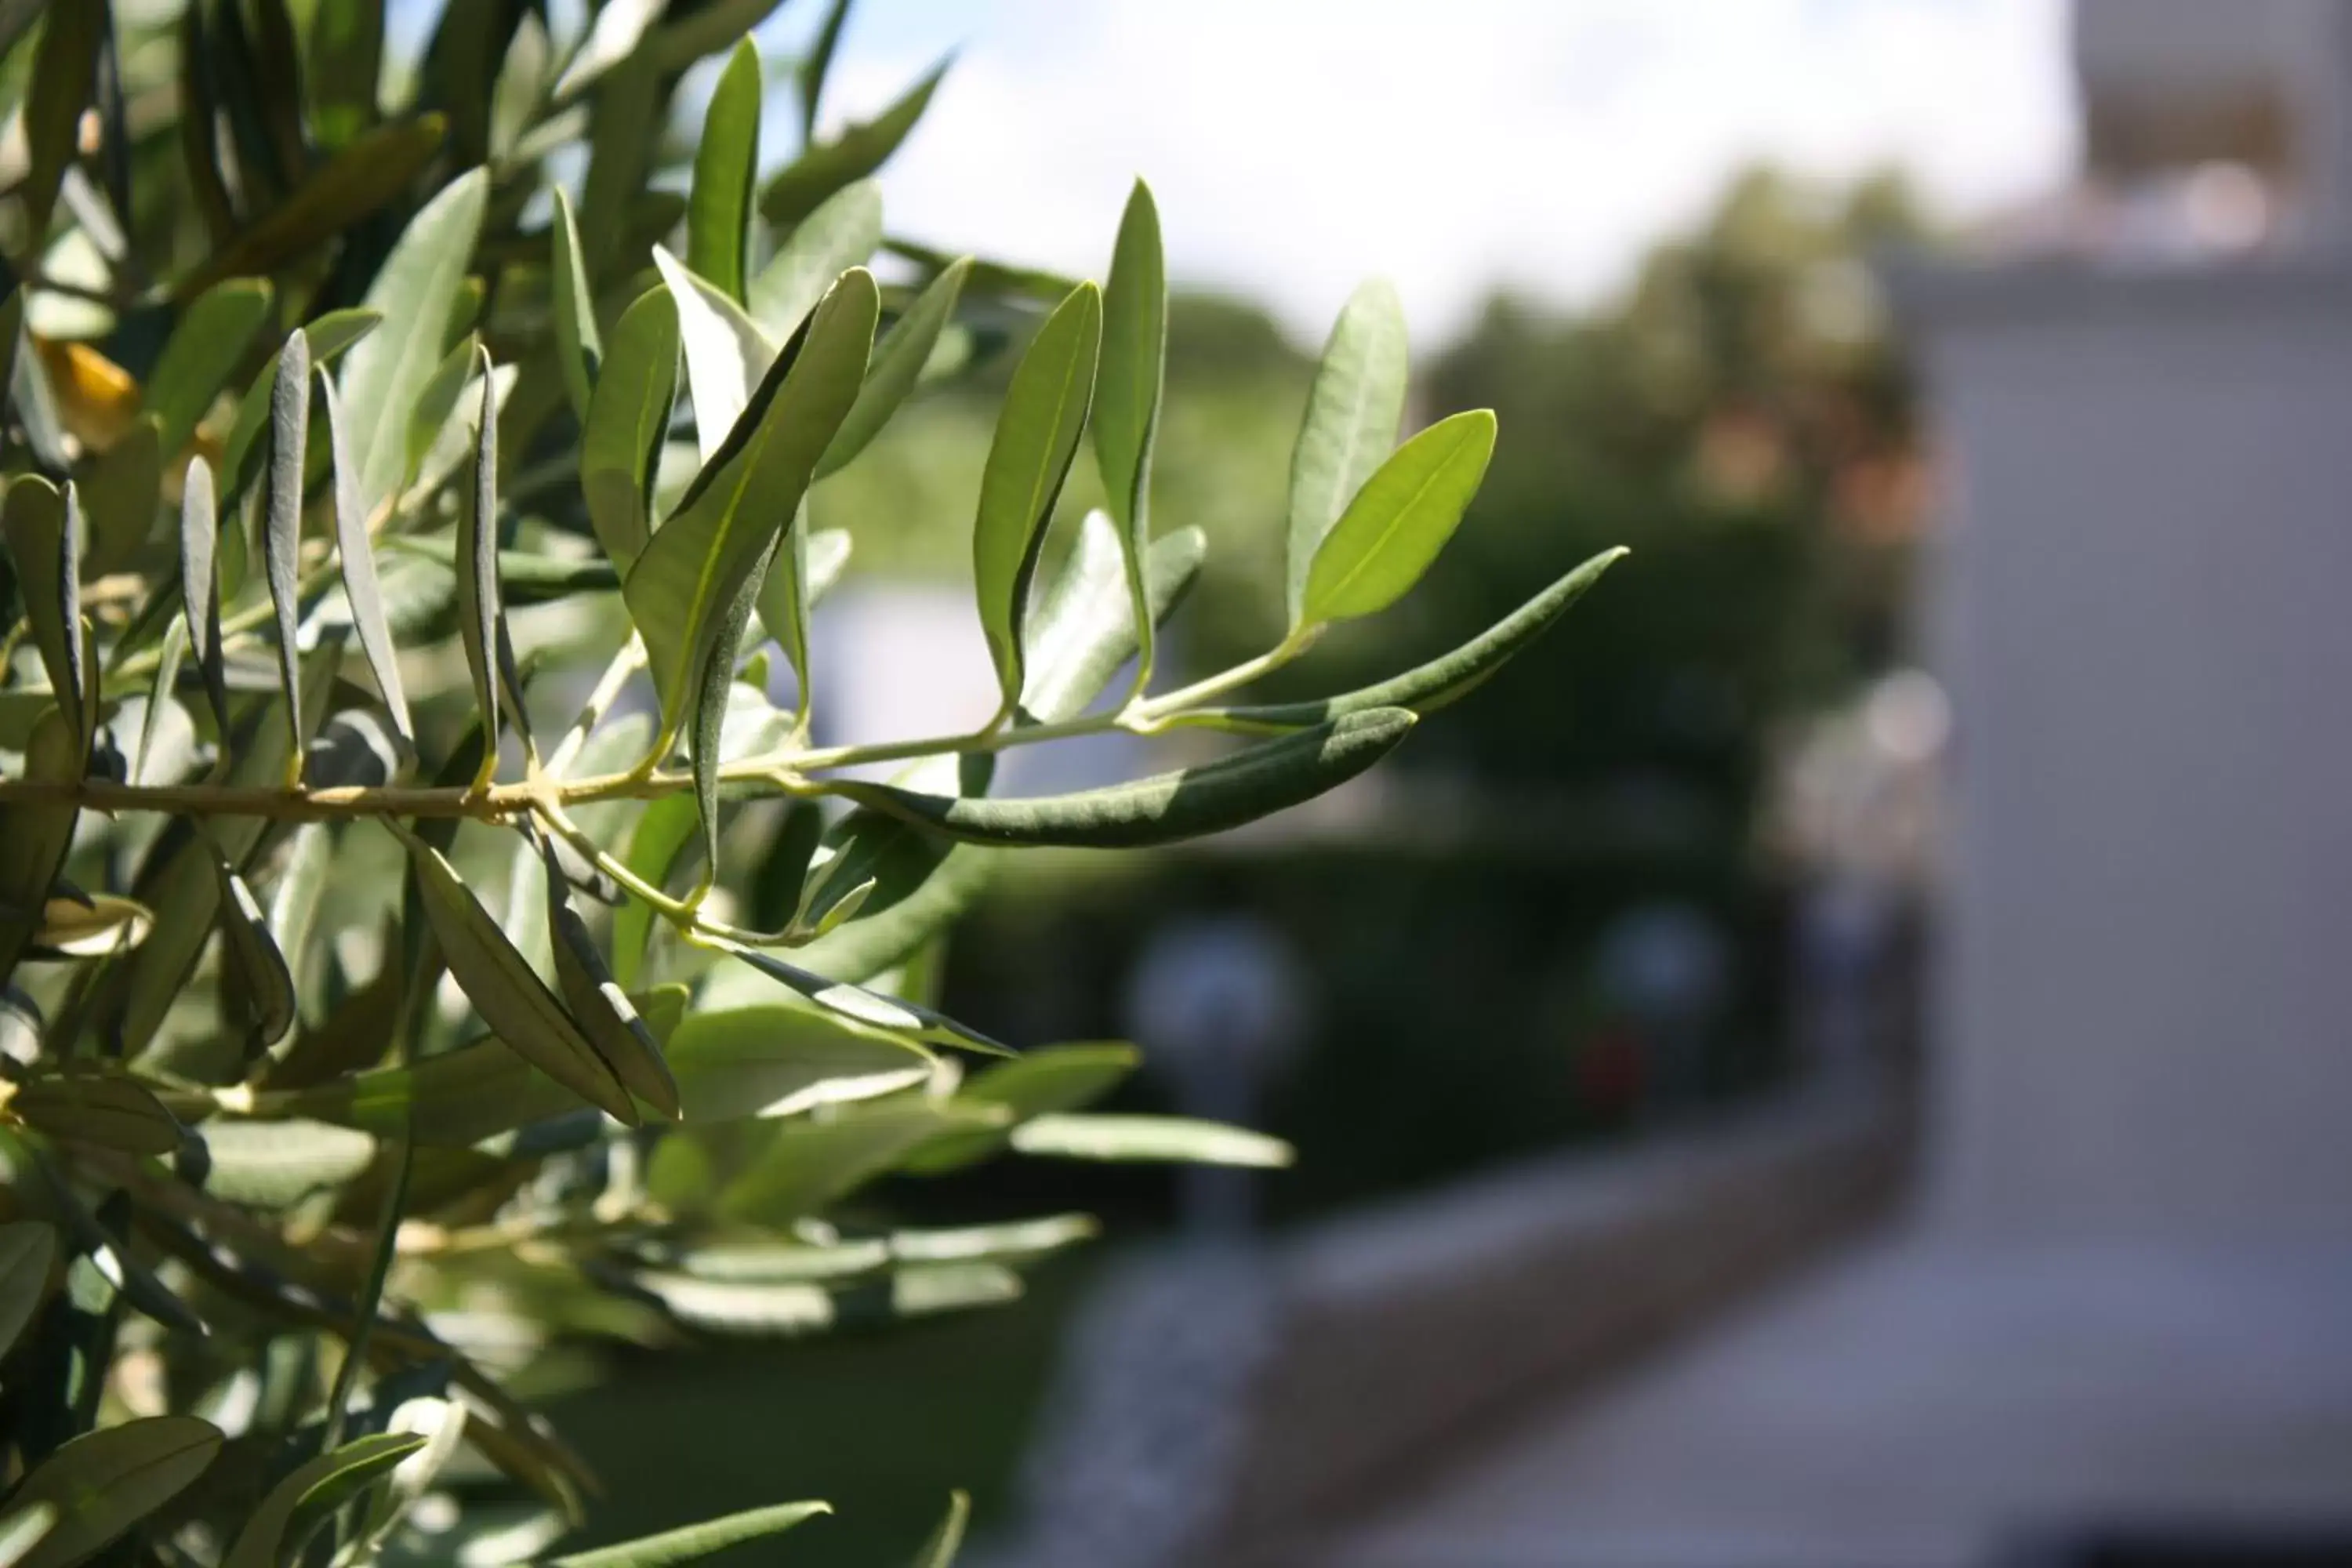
(223, 1431, 428, 1568)
(339, 169, 490, 514)
(145, 281, 274, 460)
(307, 0, 385, 147)
(626, 269, 876, 744)
(710, 938, 1007, 1055)
(689, 557, 767, 875)
(0, 1417, 220, 1568)
(28, 893, 151, 959)
(172, 116, 449, 299)
(716, 1102, 1003, 1225)
(750, 500, 814, 709)
(195, 1120, 376, 1207)
(840, 706, 1415, 848)
(1287, 279, 1410, 626)
(581, 287, 679, 573)
(549, 187, 601, 423)
(663, 1005, 933, 1122)
(909, 1491, 971, 1568)
(1011, 1113, 1294, 1167)
(0, 1221, 56, 1360)
(176, 459, 228, 733)
(397, 332, 481, 499)
(1221, 546, 1626, 728)
(549, 1501, 831, 1568)
(797, 0, 854, 138)
(74, 416, 161, 579)
(1299, 408, 1494, 625)
(973, 282, 1101, 708)
(543, 837, 681, 1121)
(749, 180, 882, 341)
(612, 794, 697, 993)
(320, 374, 412, 741)
(0, 1504, 53, 1568)
(0, 714, 82, 985)
(551, 0, 662, 100)
(760, 56, 949, 227)
(688, 39, 762, 304)
(14, 1073, 180, 1156)
(395, 827, 637, 1125)
(21, 0, 103, 241)
(281, 1036, 572, 1146)
(654, 245, 776, 465)
(815, 255, 967, 480)
(262, 329, 312, 772)
(902, 1043, 1139, 1173)
(220, 310, 383, 500)
(1021, 512, 1203, 726)
(3, 477, 85, 745)
(455, 347, 528, 768)
(175, 2, 236, 243)
(1095, 179, 1167, 684)
(213, 858, 297, 1054)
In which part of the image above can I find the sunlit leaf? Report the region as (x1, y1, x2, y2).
(902, 1042, 1140, 1173)
(1095, 178, 1167, 684)
(173, 116, 448, 299)
(1287, 279, 1408, 626)
(653, 245, 775, 465)
(688, 38, 762, 304)
(815, 254, 965, 480)
(909, 1490, 971, 1568)
(176, 459, 228, 732)
(2, 476, 85, 746)
(972, 282, 1101, 708)
(146, 280, 273, 460)
(550, 187, 601, 422)
(549, 1501, 830, 1568)
(223, 1432, 427, 1568)
(760, 56, 949, 227)
(1299, 409, 1495, 625)
(581, 286, 679, 573)
(195, 1119, 376, 1207)
(662, 1004, 933, 1122)
(21, 0, 103, 240)
(74, 416, 161, 579)
(543, 837, 681, 1121)
(1011, 1113, 1294, 1167)
(749, 180, 882, 342)
(0, 1417, 220, 1568)
(262, 328, 312, 771)
(321, 373, 413, 742)
(30, 893, 151, 959)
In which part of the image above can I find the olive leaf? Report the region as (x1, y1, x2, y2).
(220, 309, 383, 499)
(456, 346, 528, 770)
(221, 1431, 428, 1568)
(1010, 1113, 1294, 1167)
(1287, 278, 1409, 626)
(320, 373, 412, 742)
(394, 826, 637, 1125)
(172, 115, 448, 298)
(0, 1222, 56, 1361)
(836, 706, 1416, 849)
(0, 1417, 221, 1568)
(910, 1491, 971, 1568)
(14, 1073, 181, 1156)
(1095, 178, 1168, 684)
(547, 1501, 832, 1568)
(1299, 408, 1496, 626)
(760, 55, 949, 226)
(654, 244, 776, 464)
(2, 477, 86, 747)
(549, 187, 601, 422)
(176, 458, 229, 734)
(973, 281, 1101, 709)
(580, 285, 680, 573)
(541, 835, 682, 1121)
(261, 328, 311, 775)
(624, 268, 875, 746)
(687, 38, 763, 304)
(21, 0, 104, 241)
(145, 279, 274, 460)
(212, 858, 297, 1055)
(750, 180, 883, 342)
(815, 254, 967, 480)
(707, 936, 1009, 1056)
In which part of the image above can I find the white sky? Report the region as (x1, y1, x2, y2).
(769, 0, 2080, 347)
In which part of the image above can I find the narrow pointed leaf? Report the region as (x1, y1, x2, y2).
(396, 828, 637, 1124)
(1300, 408, 1496, 625)
(146, 281, 274, 460)
(750, 499, 812, 713)
(749, 180, 882, 340)
(974, 282, 1101, 706)
(552, 0, 662, 99)
(222, 1432, 427, 1568)
(543, 839, 681, 1120)
(0, 713, 81, 985)
(711, 937, 1007, 1055)
(550, 187, 601, 422)
(2, 477, 84, 746)
(30, 893, 151, 958)
(691, 557, 767, 877)
(321, 376, 412, 740)
(910, 1491, 971, 1568)
(398, 332, 480, 496)
(456, 347, 527, 760)
(717, 1102, 1002, 1224)
(1011, 1113, 1294, 1167)
(1095, 179, 1167, 681)
(220, 310, 382, 499)
(75, 416, 161, 579)
(816, 255, 967, 479)
(339, 169, 490, 514)
(213, 858, 297, 1054)
(0, 1417, 220, 1568)
(21, 0, 103, 240)
(626, 269, 876, 742)
(176, 0, 236, 243)
(263, 330, 312, 769)
(1287, 279, 1410, 626)
(902, 1043, 1141, 1173)
(177, 459, 229, 733)
(550, 1501, 831, 1568)
(1022, 514, 1203, 725)
(760, 56, 948, 226)
(15, 1074, 180, 1155)
(0, 1222, 56, 1360)
(688, 39, 762, 303)
(195, 1120, 376, 1207)
(1223, 546, 1626, 728)
(798, 0, 854, 136)
(840, 706, 1415, 848)
(654, 245, 776, 465)
(582, 287, 679, 572)
(661, 1005, 932, 1122)
(172, 116, 448, 299)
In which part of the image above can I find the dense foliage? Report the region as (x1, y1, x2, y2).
(0, 1, 1618, 1563)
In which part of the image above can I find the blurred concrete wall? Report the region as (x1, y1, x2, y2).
(1907, 262, 2352, 1247)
